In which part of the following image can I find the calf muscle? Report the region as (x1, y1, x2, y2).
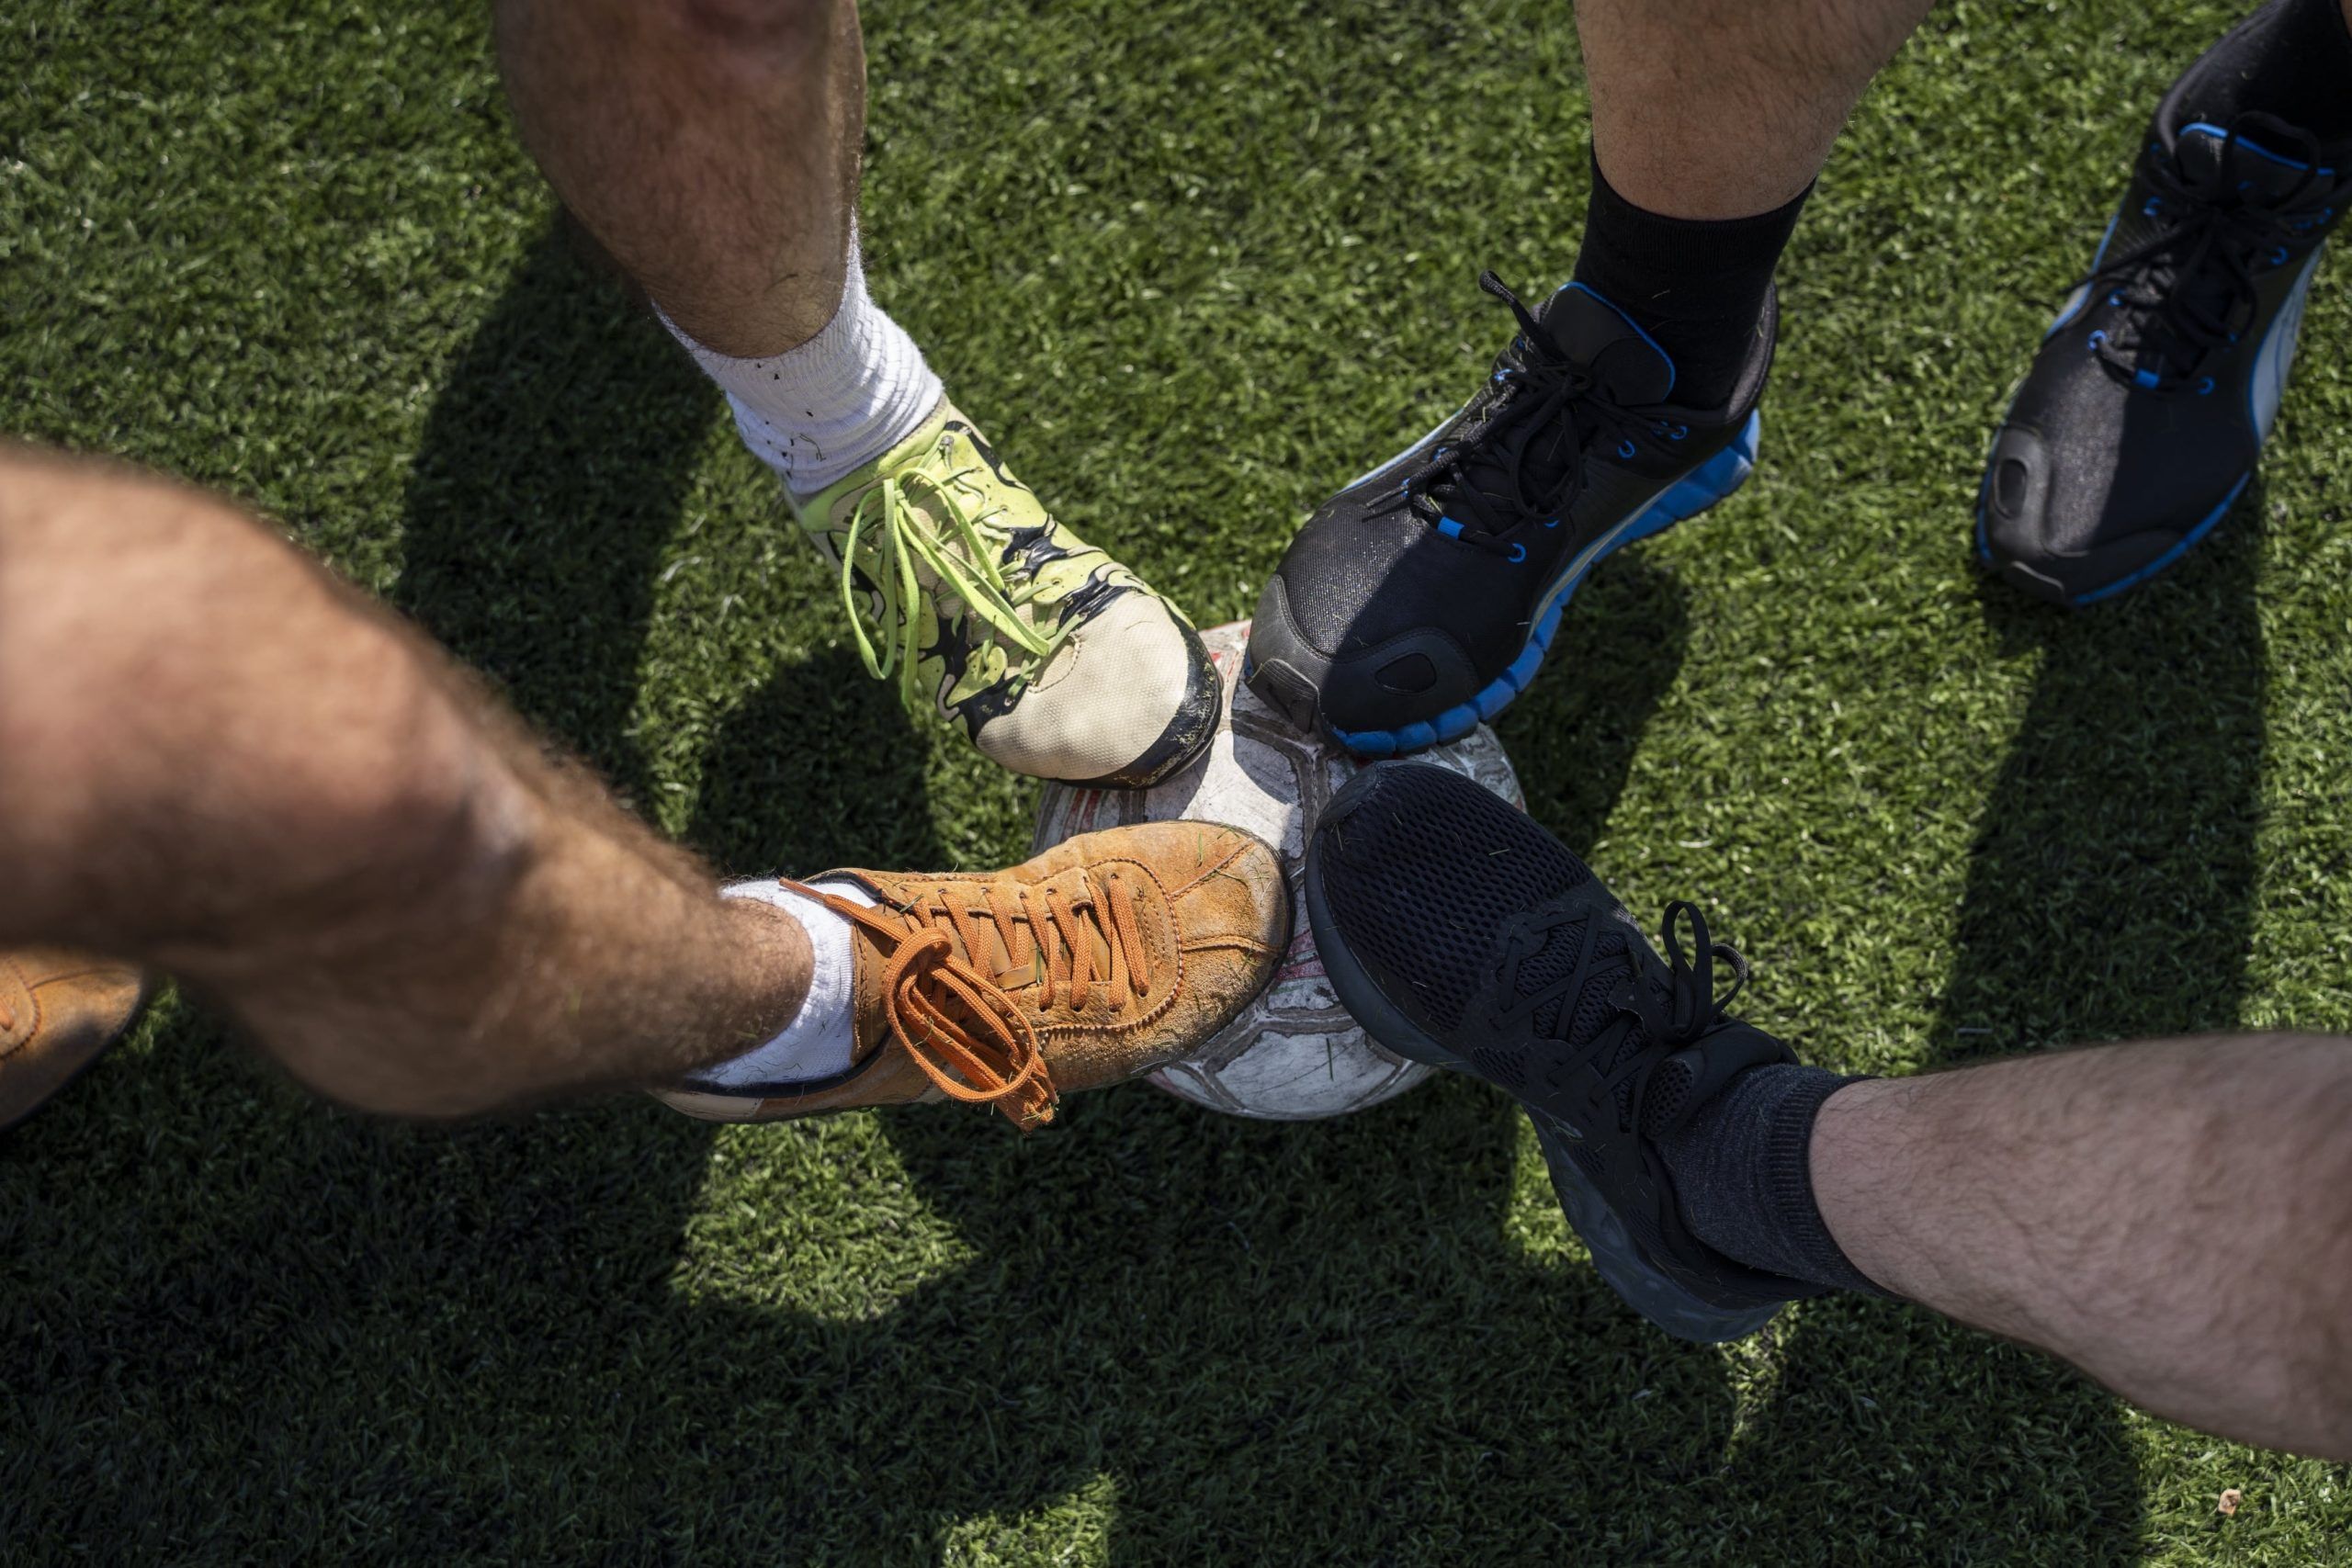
(1815, 1035, 2352, 1457)
(0, 446, 808, 1116)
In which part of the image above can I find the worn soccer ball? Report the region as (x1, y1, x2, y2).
(1031, 620, 1524, 1120)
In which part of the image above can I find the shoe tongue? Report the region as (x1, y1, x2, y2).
(1536, 284, 1677, 406)
(2171, 118, 2334, 200)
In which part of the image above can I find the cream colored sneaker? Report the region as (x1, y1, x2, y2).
(794, 401, 1220, 785)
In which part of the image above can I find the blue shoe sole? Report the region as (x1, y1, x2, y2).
(1301, 780, 1787, 1345)
(1328, 411, 1761, 758)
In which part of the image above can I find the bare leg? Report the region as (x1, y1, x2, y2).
(0, 446, 809, 1117)
(1814, 1035, 2352, 1458)
(1574, 0, 1934, 218)
(495, 0, 864, 355)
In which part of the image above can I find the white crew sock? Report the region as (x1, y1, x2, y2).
(663, 231, 943, 500)
(684, 878, 876, 1090)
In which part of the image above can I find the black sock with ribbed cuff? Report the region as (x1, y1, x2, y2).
(1568, 160, 1811, 410)
(2179, 0, 2352, 145)
(1652, 1063, 1891, 1297)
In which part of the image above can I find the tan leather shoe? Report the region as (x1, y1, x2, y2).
(0, 949, 145, 1131)
(657, 822, 1287, 1128)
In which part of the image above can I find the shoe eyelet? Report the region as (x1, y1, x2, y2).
(2197, 376, 2216, 396)
(1544, 517, 1561, 529)
(1509, 542, 1527, 563)
(2086, 329, 2107, 354)
(2269, 245, 2290, 266)
(2143, 197, 2162, 217)
(1669, 423, 1688, 441)
(2107, 290, 2124, 307)
(1615, 438, 1636, 459)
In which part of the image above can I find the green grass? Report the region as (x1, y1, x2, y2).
(6, 0, 2352, 1560)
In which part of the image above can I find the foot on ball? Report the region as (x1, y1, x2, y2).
(796, 402, 1220, 784)
(1304, 762, 1815, 1341)
(1248, 271, 1770, 757)
(657, 822, 1288, 1128)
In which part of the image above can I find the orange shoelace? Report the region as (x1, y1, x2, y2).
(796, 871, 1155, 1128)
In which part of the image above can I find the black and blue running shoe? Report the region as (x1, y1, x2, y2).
(1247, 272, 1770, 757)
(1980, 77, 2350, 605)
(1303, 762, 1815, 1342)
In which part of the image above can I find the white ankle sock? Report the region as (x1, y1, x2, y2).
(686, 878, 876, 1089)
(663, 231, 943, 500)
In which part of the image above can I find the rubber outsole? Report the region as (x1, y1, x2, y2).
(1302, 771, 1786, 1344)
(1317, 412, 1761, 759)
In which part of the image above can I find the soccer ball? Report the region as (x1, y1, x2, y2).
(1031, 620, 1524, 1120)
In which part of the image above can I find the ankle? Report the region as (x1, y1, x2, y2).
(1654, 1061, 1892, 1296)
(664, 228, 943, 497)
(679, 878, 873, 1089)
(1570, 159, 1808, 409)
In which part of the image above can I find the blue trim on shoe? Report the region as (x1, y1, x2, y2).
(2068, 473, 2252, 605)
(2177, 121, 2333, 176)
(1973, 470, 2250, 604)
(1332, 411, 1760, 758)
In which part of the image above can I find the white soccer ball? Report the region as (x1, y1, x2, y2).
(1031, 619, 1524, 1120)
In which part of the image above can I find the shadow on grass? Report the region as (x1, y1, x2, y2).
(0, 303, 1731, 1562)
(2, 227, 2247, 1562)
(388, 221, 716, 808)
(1715, 491, 2271, 1565)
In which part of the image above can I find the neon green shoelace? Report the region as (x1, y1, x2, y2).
(835, 461, 1071, 712)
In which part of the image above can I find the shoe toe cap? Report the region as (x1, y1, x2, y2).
(1980, 421, 2241, 605)
(1248, 576, 1482, 738)
(978, 592, 1220, 785)
(1154, 823, 1290, 1033)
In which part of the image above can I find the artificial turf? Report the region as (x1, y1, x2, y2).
(6, 0, 2352, 1561)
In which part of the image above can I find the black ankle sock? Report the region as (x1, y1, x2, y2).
(1652, 1063, 1889, 1296)
(1568, 161, 1810, 410)
(2180, 0, 2352, 143)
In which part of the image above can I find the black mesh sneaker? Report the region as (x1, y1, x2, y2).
(1980, 76, 2350, 605)
(1303, 762, 1815, 1341)
(1247, 272, 1770, 758)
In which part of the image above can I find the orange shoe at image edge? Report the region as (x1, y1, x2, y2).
(0, 950, 146, 1131)
(656, 822, 1289, 1128)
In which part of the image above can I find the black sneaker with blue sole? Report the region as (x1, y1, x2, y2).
(1247, 272, 1770, 758)
(1302, 761, 1818, 1342)
(1980, 63, 2350, 605)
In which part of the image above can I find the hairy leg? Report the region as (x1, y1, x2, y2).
(1814, 1035, 2352, 1458)
(495, 0, 865, 355)
(1574, 0, 1934, 218)
(0, 446, 809, 1117)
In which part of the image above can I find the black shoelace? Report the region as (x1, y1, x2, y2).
(1374, 271, 1657, 554)
(1494, 899, 1747, 1135)
(2078, 112, 2343, 390)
